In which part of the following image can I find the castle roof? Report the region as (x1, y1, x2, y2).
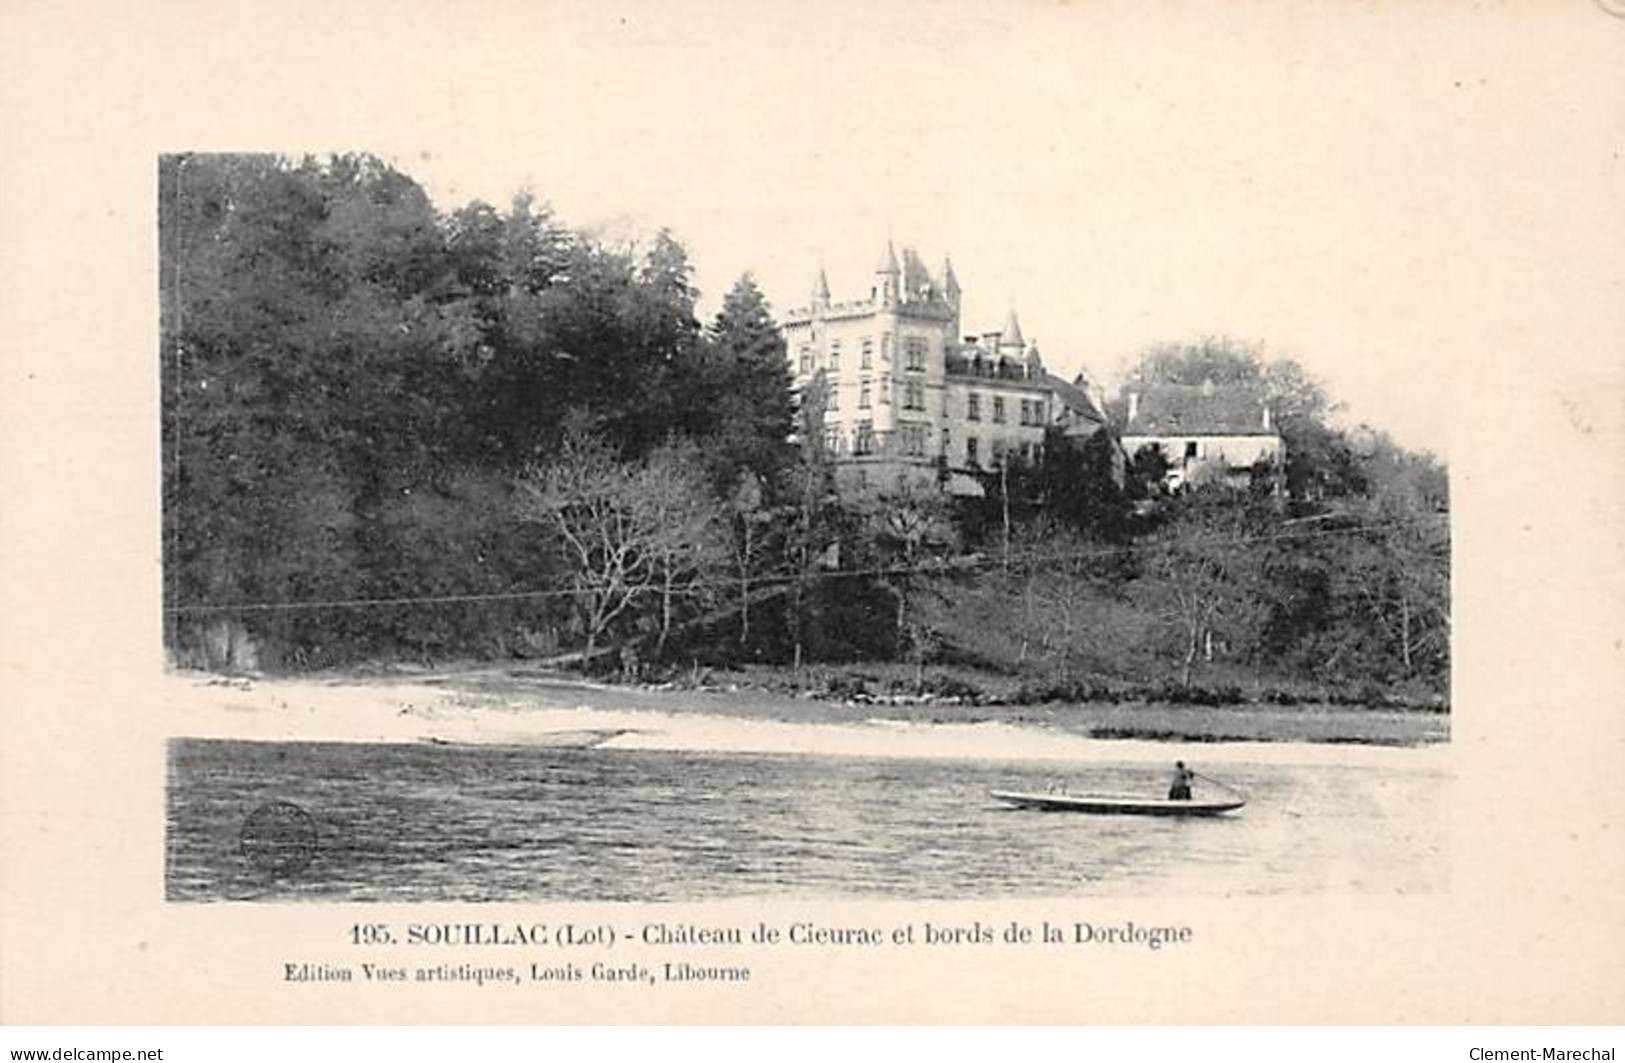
(876, 240, 899, 274)
(1000, 310, 1024, 347)
(901, 247, 934, 295)
(1122, 383, 1277, 437)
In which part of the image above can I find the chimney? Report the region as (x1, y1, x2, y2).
(1127, 391, 1139, 423)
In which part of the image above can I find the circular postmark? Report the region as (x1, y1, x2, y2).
(1598, 0, 1625, 18)
(240, 800, 318, 876)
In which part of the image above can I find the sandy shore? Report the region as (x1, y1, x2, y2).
(165, 669, 1450, 770)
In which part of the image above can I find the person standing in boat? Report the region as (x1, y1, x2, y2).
(1168, 761, 1195, 801)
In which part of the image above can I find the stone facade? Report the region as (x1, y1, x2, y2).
(782, 242, 1106, 495)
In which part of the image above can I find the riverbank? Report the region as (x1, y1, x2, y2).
(165, 659, 1448, 757)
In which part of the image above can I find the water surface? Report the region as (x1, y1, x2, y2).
(167, 739, 1446, 902)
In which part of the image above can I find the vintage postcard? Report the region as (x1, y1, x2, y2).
(1, 0, 1621, 1026)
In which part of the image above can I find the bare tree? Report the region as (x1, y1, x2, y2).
(1137, 503, 1263, 689)
(643, 442, 728, 658)
(728, 471, 766, 645)
(517, 433, 665, 664)
(862, 483, 958, 685)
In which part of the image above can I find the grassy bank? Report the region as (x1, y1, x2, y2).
(669, 660, 1448, 713)
(400, 659, 1449, 747)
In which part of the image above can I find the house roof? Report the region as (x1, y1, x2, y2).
(1042, 371, 1106, 428)
(1121, 382, 1277, 437)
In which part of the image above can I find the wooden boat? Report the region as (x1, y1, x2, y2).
(990, 790, 1244, 816)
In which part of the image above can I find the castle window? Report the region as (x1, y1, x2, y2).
(992, 396, 1006, 423)
(1184, 441, 1199, 460)
(967, 393, 981, 421)
(904, 336, 927, 371)
(966, 437, 979, 465)
(903, 382, 925, 410)
(827, 384, 839, 411)
(860, 337, 873, 369)
(880, 380, 891, 404)
(799, 346, 814, 374)
(881, 334, 892, 362)
(900, 425, 927, 456)
(858, 380, 871, 409)
(941, 427, 951, 454)
(829, 338, 841, 370)
(855, 421, 875, 456)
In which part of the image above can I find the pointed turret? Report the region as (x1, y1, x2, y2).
(813, 267, 831, 307)
(999, 309, 1025, 350)
(941, 256, 960, 303)
(875, 239, 900, 305)
(875, 240, 900, 275)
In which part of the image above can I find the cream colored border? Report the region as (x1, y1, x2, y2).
(2, 0, 1622, 1024)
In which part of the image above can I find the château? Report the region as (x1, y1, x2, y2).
(782, 241, 1108, 495)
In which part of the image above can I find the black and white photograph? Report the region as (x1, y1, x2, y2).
(161, 82, 1449, 903)
(4, 0, 1623, 1033)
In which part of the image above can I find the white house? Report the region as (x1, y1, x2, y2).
(1118, 380, 1283, 491)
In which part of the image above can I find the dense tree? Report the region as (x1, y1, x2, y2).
(161, 154, 1448, 701)
(685, 274, 796, 492)
(776, 372, 840, 670)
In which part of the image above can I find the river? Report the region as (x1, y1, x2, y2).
(167, 734, 1447, 902)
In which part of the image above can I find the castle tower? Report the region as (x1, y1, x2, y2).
(812, 267, 831, 311)
(999, 309, 1025, 351)
(875, 240, 900, 306)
